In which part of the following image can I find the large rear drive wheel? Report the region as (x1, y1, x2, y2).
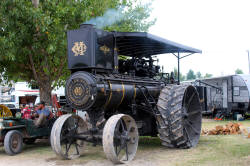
(157, 84, 202, 148)
(4, 130, 23, 155)
(50, 114, 88, 159)
(103, 114, 139, 164)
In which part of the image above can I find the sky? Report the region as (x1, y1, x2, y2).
(148, 0, 250, 77)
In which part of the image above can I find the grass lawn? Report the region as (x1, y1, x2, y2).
(137, 119, 250, 166)
(0, 119, 249, 166)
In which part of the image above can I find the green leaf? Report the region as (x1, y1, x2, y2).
(0, 0, 155, 101)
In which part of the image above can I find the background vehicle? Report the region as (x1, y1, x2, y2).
(50, 24, 202, 164)
(0, 82, 39, 113)
(0, 104, 56, 155)
(195, 74, 250, 118)
(0, 82, 65, 111)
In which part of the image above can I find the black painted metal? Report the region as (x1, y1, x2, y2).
(67, 24, 201, 71)
(182, 86, 202, 147)
(67, 25, 114, 70)
(114, 32, 202, 57)
(196, 86, 208, 112)
(65, 24, 202, 142)
(65, 71, 163, 111)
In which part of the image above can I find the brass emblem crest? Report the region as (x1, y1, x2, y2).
(72, 41, 87, 56)
(74, 87, 83, 96)
(100, 45, 110, 55)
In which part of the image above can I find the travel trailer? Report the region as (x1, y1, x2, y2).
(195, 74, 250, 117)
(0, 82, 65, 110)
(0, 82, 39, 109)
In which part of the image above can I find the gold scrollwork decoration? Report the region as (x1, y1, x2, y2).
(72, 41, 87, 56)
(100, 45, 110, 55)
(74, 86, 83, 96)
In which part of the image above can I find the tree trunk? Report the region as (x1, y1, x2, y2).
(39, 80, 52, 106)
(32, 0, 39, 8)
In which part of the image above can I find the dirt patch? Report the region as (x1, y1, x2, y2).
(0, 121, 250, 166)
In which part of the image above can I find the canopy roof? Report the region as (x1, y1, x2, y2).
(115, 32, 202, 57)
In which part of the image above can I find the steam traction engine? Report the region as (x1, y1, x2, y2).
(50, 24, 202, 164)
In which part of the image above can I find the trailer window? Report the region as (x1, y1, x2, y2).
(216, 89, 221, 94)
(233, 87, 240, 96)
(0, 95, 15, 102)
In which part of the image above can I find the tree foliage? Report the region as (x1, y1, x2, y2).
(196, 71, 202, 79)
(0, 0, 155, 104)
(204, 73, 213, 78)
(235, 68, 244, 74)
(170, 68, 213, 82)
(186, 69, 196, 80)
(105, 2, 156, 32)
(173, 68, 185, 81)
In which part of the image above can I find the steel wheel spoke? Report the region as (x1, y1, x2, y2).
(51, 115, 87, 160)
(187, 110, 200, 117)
(184, 127, 191, 145)
(115, 125, 122, 136)
(116, 138, 127, 156)
(64, 120, 70, 130)
(65, 143, 68, 154)
(125, 143, 128, 161)
(76, 142, 83, 148)
(115, 144, 118, 155)
(103, 114, 139, 163)
(61, 136, 68, 143)
(127, 121, 132, 133)
(185, 120, 199, 134)
(75, 118, 79, 131)
(116, 144, 123, 156)
(62, 127, 69, 134)
(115, 133, 122, 139)
(115, 130, 122, 142)
(186, 92, 196, 110)
(66, 142, 73, 155)
(120, 120, 125, 132)
(75, 143, 79, 155)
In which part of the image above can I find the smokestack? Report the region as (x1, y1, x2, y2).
(80, 24, 95, 29)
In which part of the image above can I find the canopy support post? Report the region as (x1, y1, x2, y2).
(173, 52, 195, 84)
(177, 52, 180, 85)
(113, 32, 118, 74)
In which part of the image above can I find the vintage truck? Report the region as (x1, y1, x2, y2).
(0, 104, 55, 155)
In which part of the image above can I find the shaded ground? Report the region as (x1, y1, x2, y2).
(0, 119, 249, 166)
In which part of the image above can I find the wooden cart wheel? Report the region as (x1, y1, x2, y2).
(50, 114, 88, 159)
(103, 114, 139, 164)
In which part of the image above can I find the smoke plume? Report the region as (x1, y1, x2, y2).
(84, 6, 125, 29)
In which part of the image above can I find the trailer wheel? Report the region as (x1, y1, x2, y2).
(4, 130, 23, 155)
(103, 114, 139, 164)
(157, 84, 202, 148)
(50, 114, 88, 159)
